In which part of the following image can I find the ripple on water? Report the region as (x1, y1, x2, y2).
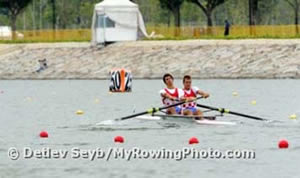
(61, 142, 90, 146)
(64, 167, 84, 174)
(82, 119, 185, 132)
(84, 126, 166, 132)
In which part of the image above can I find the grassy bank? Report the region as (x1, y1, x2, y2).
(2, 36, 300, 44)
(1, 25, 300, 43)
(0, 40, 90, 44)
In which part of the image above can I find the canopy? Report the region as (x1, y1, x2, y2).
(91, 0, 148, 45)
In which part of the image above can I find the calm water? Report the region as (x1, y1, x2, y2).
(0, 80, 299, 178)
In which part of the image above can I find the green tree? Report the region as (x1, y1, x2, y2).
(50, 0, 56, 30)
(249, 0, 258, 25)
(0, 0, 32, 39)
(187, 0, 226, 26)
(159, 0, 184, 27)
(286, 0, 300, 33)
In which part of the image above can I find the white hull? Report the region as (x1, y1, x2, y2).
(135, 115, 236, 126)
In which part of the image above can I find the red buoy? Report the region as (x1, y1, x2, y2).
(114, 136, 124, 143)
(278, 139, 289, 149)
(189, 137, 199, 145)
(39, 131, 48, 138)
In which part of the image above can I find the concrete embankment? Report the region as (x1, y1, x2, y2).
(0, 40, 299, 79)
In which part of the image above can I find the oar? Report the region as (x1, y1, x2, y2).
(196, 103, 269, 121)
(117, 96, 203, 121)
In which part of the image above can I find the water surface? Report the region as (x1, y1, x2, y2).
(0, 80, 299, 178)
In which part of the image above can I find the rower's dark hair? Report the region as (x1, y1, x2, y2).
(183, 75, 192, 83)
(163, 73, 174, 84)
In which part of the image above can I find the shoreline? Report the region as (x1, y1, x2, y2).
(0, 40, 299, 79)
(0, 78, 298, 81)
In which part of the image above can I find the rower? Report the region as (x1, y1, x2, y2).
(159, 73, 184, 115)
(182, 75, 210, 117)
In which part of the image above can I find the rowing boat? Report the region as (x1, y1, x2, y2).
(98, 96, 270, 126)
(135, 114, 236, 126)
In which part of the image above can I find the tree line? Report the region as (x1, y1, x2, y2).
(0, 0, 299, 36)
(157, 0, 300, 27)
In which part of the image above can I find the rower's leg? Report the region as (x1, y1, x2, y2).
(167, 107, 177, 115)
(183, 109, 193, 116)
(194, 109, 203, 117)
(192, 108, 203, 120)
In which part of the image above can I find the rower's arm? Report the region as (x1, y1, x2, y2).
(184, 96, 195, 102)
(161, 93, 176, 101)
(178, 89, 186, 102)
(197, 90, 210, 98)
(179, 96, 186, 102)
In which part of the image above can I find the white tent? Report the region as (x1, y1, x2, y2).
(0, 26, 24, 40)
(91, 0, 148, 45)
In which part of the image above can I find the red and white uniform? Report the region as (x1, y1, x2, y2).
(182, 87, 199, 108)
(159, 88, 184, 106)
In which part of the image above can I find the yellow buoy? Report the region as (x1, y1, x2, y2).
(232, 91, 239, 96)
(251, 100, 257, 105)
(289, 114, 297, 120)
(25, 97, 32, 102)
(76, 110, 84, 115)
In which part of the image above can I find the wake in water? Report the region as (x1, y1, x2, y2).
(96, 119, 120, 126)
(94, 118, 183, 131)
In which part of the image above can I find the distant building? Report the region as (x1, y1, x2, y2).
(91, 0, 148, 45)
